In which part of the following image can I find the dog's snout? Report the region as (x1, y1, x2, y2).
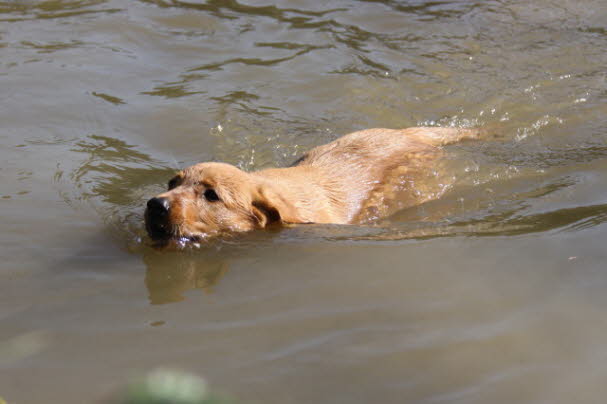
(147, 197, 170, 214)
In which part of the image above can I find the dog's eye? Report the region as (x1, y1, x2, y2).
(204, 189, 220, 202)
(168, 178, 179, 190)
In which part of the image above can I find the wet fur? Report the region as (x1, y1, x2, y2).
(146, 127, 480, 240)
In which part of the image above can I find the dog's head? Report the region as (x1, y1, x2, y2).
(145, 162, 301, 242)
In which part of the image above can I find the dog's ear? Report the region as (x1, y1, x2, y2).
(250, 184, 302, 227)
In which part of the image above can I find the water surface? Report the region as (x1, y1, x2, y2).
(1, 0, 607, 403)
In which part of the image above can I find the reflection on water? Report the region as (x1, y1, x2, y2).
(143, 247, 228, 304)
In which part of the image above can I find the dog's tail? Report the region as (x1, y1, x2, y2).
(409, 126, 483, 147)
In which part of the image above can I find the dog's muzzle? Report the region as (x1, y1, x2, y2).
(145, 197, 171, 240)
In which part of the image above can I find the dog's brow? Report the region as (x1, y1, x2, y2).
(194, 181, 213, 188)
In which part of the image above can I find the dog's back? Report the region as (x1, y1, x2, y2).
(288, 127, 480, 222)
(296, 127, 479, 168)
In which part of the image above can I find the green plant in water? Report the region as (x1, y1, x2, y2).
(120, 368, 235, 404)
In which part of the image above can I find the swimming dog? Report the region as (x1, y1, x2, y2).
(145, 127, 479, 241)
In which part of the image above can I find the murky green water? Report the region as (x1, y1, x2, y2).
(2, 0, 607, 402)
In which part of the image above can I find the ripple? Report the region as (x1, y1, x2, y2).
(0, 0, 122, 22)
(20, 39, 85, 53)
(91, 91, 126, 105)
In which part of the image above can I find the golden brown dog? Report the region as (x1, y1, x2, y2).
(145, 127, 479, 241)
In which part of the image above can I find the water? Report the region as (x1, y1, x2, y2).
(2, 0, 607, 402)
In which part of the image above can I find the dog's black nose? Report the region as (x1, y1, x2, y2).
(147, 197, 170, 214)
(145, 197, 171, 240)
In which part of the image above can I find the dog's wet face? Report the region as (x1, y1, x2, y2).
(144, 162, 298, 242)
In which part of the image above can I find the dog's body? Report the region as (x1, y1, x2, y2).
(145, 127, 479, 241)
